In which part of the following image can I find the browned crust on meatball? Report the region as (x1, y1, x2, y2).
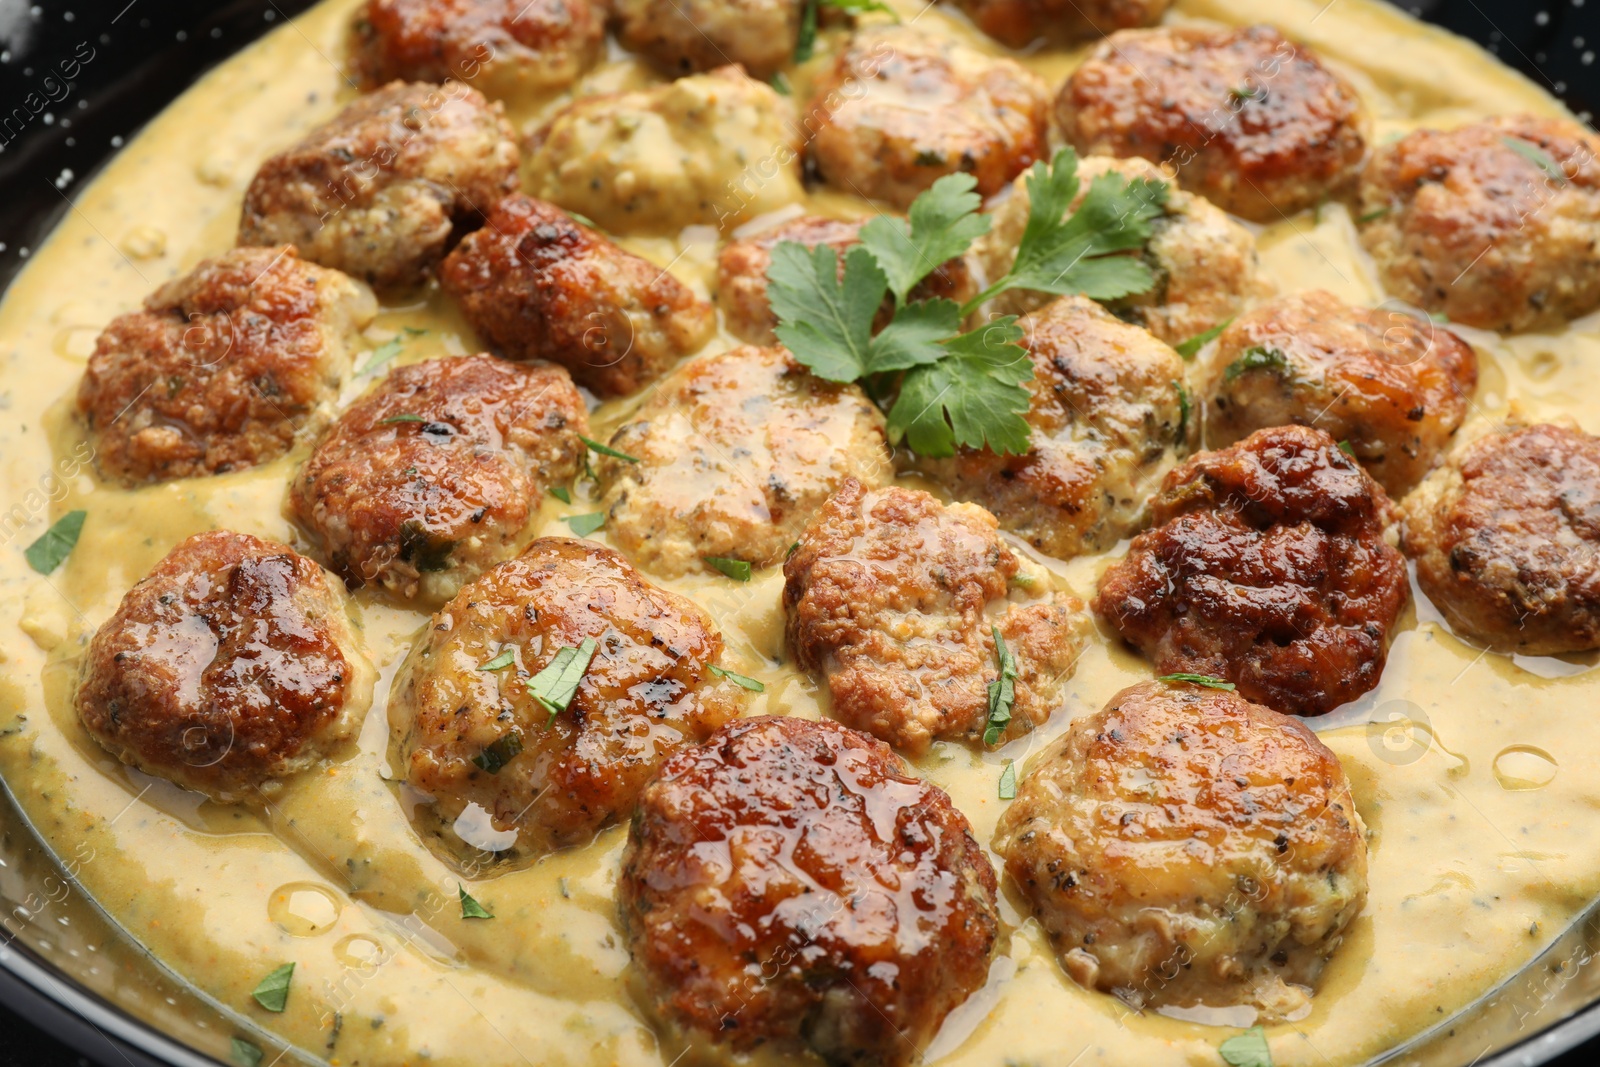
(612, 0, 802, 79)
(290, 354, 588, 602)
(1202, 289, 1478, 496)
(76, 246, 375, 485)
(76, 531, 371, 803)
(440, 195, 715, 396)
(1058, 25, 1366, 221)
(1356, 115, 1600, 332)
(783, 479, 1086, 753)
(1094, 425, 1408, 715)
(806, 27, 1050, 210)
(1401, 423, 1600, 655)
(240, 81, 519, 290)
(955, 0, 1170, 49)
(993, 680, 1368, 1019)
(619, 714, 999, 1067)
(391, 538, 746, 864)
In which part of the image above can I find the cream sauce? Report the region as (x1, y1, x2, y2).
(0, 1, 1595, 1065)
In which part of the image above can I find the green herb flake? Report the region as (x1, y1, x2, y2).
(479, 649, 517, 671)
(820, 0, 898, 14)
(580, 435, 639, 462)
(550, 485, 573, 505)
(1218, 1026, 1273, 1067)
(528, 636, 599, 724)
(982, 627, 1020, 746)
(770, 71, 792, 96)
(458, 883, 494, 920)
(1223, 346, 1290, 382)
(1230, 85, 1260, 102)
(1174, 318, 1233, 359)
(230, 1038, 265, 1067)
(1159, 673, 1238, 691)
(402, 326, 427, 336)
(567, 211, 597, 228)
(998, 760, 1017, 800)
(1173, 380, 1191, 445)
(709, 664, 766, 692)
(472, 731, 524, 773)
(565, 512, 607, 537)
(251, 963, 295, 1013)
(1337, 439, 1356, 457)
(380, 413, 426, 424)
(356, 338, 405, 377)
(705, 556, 753, 581)
(1502, 136, 1568, 186)
(794, 0, 818, 62)
(1356, 206, 1391, 224)
(24, 510, 86, 575)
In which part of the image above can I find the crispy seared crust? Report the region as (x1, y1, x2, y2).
(955, 0, 1170, 49)
(613, 0, 801, 79)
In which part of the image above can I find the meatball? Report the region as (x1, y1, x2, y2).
(290, 354, 588, 603)
(1356, 114, 1600, 332)
(239, 81, 519, 291)
(390, 538, 746, 864)
(620, 715, 999, 1067)
(75, 531, 374, 803)
(613, 0, 800, 79)
(912, 295, 1192, 561)
(806, 27, 1050, 210)
(953, 0, 1170, 48)
(716, 213, 974, 345)
(1057, 25, 1366, 222)
(440, 195, 715, 396)
(350, 0, 604, 99)
(971, 154, 1268, 347)
(783, 480, 1087, 753)
(526, 66, 803, 233)
(1094, 425, 1408, 715)
(993, 680, 1368, 1020)
(595, 345, 893, 578)
(1200, 289, 1478, 496)
(77, 246, 375, 485)
(1401, 422, 1600, 655)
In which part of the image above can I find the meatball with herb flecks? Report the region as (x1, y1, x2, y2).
(1094, 425, 1408, 715)
(613, 0, 802, 79)
(620, 714, 999, 1067)
(76, 531, 375, 804)
(77, 246, 375, 485)
(953, 0, 1170, 48)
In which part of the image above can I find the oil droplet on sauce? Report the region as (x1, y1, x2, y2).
(1493, 746, 1558, 791)
(267, 882, 343, 937)
(332, 934, 387, 970)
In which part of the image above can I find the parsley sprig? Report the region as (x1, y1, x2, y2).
(765, 148, 1167, 458)
(982, 626, 1020, 745)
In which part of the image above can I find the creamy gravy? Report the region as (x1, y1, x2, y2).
(0, 1, 1596, 1065)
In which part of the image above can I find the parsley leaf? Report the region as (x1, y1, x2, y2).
(770, 71, 792, 96)
(821, 0, 898, 14)
(1223, 346, 1290, 382)
(251, 963, 295, 1013)
(709, 664, 766, 692)
(998, 760, 1017, 800)
(705, 556, 753, 581)
(982, 626, 1020, 746)
(1159, 673, 1237, 691)
(380, 413, 425, 424)
(528, 637, 599, 724)
(858, 173, 989, 307)
(581, 435, 638, 462)
(794, 0, 818, 62)
(1337, 439, 1356, 457)
(1356, 206, 1391, 224)
(479, 649, 517, 671)
(24, 510, 85, 575)
(1219, 1026, 1273, 1067)
(565, 512, 607, 537)
(550, 485, 572, 505)
(472, 731, 524, 773)
(1502, 136, 1568, 186)
(357, 338, 405, 377)
(458, 883, 494, 919)
(230, 1038, 264, 1067)
(1174, 318, 1232, 359)
(888, 318, 1033, 457)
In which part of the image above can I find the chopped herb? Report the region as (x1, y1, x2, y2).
(1313, 197, 1327, 224)
(24, 510, 86, 575)
(398, 520, 454, 572)
(1230, 85, 1260, 102)
(1218, 1026, 1273, 1067)
(1159, 673, 1237, 691)
(770, 71, 792, 95)
(580, 435, 638, 462)
(567, 211, 597, 228)
(1174, 318, 1232, 359)
(565, 512, 607, 537)
(982, 626, 1020, 746)
(998, 760, 1017, 800)
(1502, 136, 1568, 185)
(786, 540, 801, 558)
(821, 0, 898, 14)
(705, 556, 752, 581)
(794, 0, 817, 62)
(1356, 207, 1391, 224)
(458, 883, 494, 919)
(913, 149, 946, 166)
(230, 1038, 264, 1067)
(550, 485, 573, 505)
(1337, 439, 1356, 457)
(472, 731, 524, 773)
(251, 963, 295, 1013)
(709, 664, 765, 692)
(479, 649, 517, 671)
(1173, 380, 1191, 445)
(357, 338, 405, 377)
(380, 413, 425, 424)
(1009, 571, 1037, 587)
(1223, 346, 1290, 382)
(528, 636, 599, 724)
(402, 326, 427, 336)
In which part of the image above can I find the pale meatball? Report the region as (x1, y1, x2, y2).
(290, 355, 588, 603)
(953, 0, 1170, 48)
(784, 480, 1087, 753)
(613, 0, 800, 79)
(912, 295, 1192, 561)
(994, 680, 1368, 1020)
(350, 0, 605, 99)
(595, 345, 894, 578)
(971, 154, 1268, 346)
(1201, 289, 1478, 496)
(1402, 423, 1600, 655)
(76, 532, 374, 803)
(77, 247, 375, 485)
(1356, 115, 1600, 333)
(239, 81, 519, 291)
(620, 715, 999, 1067)
(440, 195, 715, 396)
(716, 214, 975, 345)
(526, 66, 803, 233)
(806, 27, 1050, 210)
(1058, 25, 1366, 222)
(1094, 425, 1409, 715)
(390, 538, 746, 865)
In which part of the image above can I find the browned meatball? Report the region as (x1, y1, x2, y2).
(953, 0, 1169, 48)
(75, 532, 374, 803)
(716, 214, 974, 346)
(807, 27, 1050, 210)
(1058, 25, 1366, 222)
(912, 295, 1192, 561)
(1201, 289, 1478, 496)
(77, 247, 375, 485)
(1402, 423, 1600, 655)
(1356, 115, 1600, 333)
(620, 715, 999, 1067)
(994, 680, 1368, 1020)
(440, 196, 715, 396)
(613, 0, 801, 79)
(239, 81, 519, 291)
(390, 538, 746, 865)
(784, 480, 1087, 753)
(290, 355, 588, 604)
(351, 0, 604, 99)
(1094, 425, 1408, 715)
